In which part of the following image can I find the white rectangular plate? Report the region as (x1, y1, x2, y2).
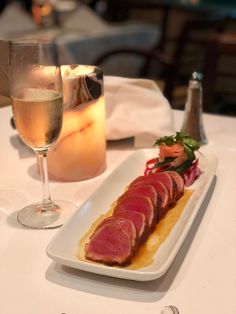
(46, 149, 217, 281)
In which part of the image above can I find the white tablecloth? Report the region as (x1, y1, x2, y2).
(0, 106, 236, 314)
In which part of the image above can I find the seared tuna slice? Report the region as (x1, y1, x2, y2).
(97, 216, 137, 247)
(114, 209, 148, 242)
(165, 171, 184, 201)
(148, 182, 170, 218)
(129, 176, 170, 217)
(130, 173, 176, 205)
(85, 222, 133, 265)
(129, 175, 147, 188)
(152, 172, 177, 204)
(118, 185, 157, 206)
(114, 196, 155, 230)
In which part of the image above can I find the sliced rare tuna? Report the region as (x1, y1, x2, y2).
(130, 173, 176, 205)
(85, 222, 133, 265)
(148, 172, 177, 204)
(129, 176, 170, 216)
(114, 208, 148, 242)
(114, 196, 155, 229)
(165, 171, 185, 201)
(147, 182, 170, 217)
(118, 185, 157, 207)
(96, 216, 137, 247)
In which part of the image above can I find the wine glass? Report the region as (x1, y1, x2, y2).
(9, 40, 77, 229)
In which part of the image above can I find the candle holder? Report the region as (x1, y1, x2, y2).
(47, 65, 106, 181)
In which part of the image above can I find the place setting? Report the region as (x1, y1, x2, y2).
(5, 38, 219, 285)
(1, 2, 236, 313)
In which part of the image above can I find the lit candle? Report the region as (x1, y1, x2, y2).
(47, 65, 106, 182)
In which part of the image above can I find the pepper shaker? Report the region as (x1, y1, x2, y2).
(181, 72, 208, 145)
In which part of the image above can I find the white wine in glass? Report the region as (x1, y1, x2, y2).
(9, 41, 77, 229)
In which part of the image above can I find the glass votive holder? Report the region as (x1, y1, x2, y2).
(47, 65, 106, 181)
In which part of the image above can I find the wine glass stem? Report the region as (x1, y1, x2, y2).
(37, 150, 55, 212)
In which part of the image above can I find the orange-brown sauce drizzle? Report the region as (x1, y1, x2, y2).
(77, 190, 193, 269)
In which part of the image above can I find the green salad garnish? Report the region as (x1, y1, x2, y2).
(154, 132, 200, 161)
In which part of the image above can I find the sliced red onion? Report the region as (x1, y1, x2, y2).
(183, 159, 201, 187)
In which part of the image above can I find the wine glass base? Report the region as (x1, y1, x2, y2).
(17, 200, 77, 229)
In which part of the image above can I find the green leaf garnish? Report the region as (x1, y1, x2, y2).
(175, 132, 200, 151)
(154, 135, 175, 146)
(173, 159, 194, 174)
(153, 132, 200, 169)
(157, 157, 176, 167)
(182, 143, 195, 160)
(154, 132, 200, 159)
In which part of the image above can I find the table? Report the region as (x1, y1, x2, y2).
(1, 105, 236, 314)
